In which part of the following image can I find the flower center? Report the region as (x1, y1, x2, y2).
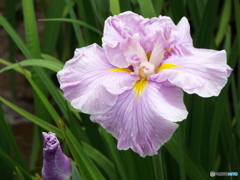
(138, 61, 155, 79)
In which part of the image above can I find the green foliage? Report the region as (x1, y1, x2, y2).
(0, 0, 239, 179)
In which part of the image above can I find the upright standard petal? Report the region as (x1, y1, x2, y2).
(149, 32, 166, 70)
(103, 11, 145, 67)
(103, 11, 144, 47)
(142, 15, 178, 46)
(57, 44, 138, 114)
(42, 132, 71, 180)
(154, 48, 232, 97)
(174, 17, 193, 47)
(165, 17, 193, 57)
(91, 81, 188, 157)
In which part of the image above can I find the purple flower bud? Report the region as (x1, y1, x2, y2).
(42, 132, 72, 180)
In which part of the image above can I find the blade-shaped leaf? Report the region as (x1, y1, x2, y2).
(138, 0, 156, 18)
(0, 59, 63, 73)
(165, 134, 211, 180)
(0, 97, 62, 138)
(39, 18, 102, 35)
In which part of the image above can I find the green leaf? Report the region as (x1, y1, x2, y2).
(230, 76, 240, 133)
(41, 0, 65, 55)
(228, 39, 240, 68)
(71, 161, 83, 180)
(22, 0, 52, 127)
(31, 67, 72, 124)
(110, 0, 121, 15)
(15, 166, 25, 180)
(99, 127, 128, 180)
(41, 53, 63, 64)
(92, 0, 109, 19)
(165, 135, 211, 180)
(208, 39, 238, 169)
(234, 0, 240, 52)
(64, 0, 85, 47)
(0, 105, 27, 170)
(89, 0, 106, 25)
(0, 58, 31, 77)
(76, 0, 102, 45)
(152, 0, 163, 15)
(82, 142, 117, 179)
(223, 26, 232, 55)
(61, 128, 94, 180)
(119, 0, 132, 11)
(0, 148, 34, 180)
(0, 96, 62, 138)
(152, 152, 165, 180)
(0, 59, 63, 73)
(195, 0, 220, 48)
(4, 0, 17, 97)
(187, 0, 204, 30)
(22, 0, 41, 58)
(81, 114, 107, 159)
(0, 14, 33, 59)
(169, 0, 186, 23)
(176, 128, 186, 180)
(138, 0, 156, 18)
(19, 64, 62, 126)
(29, 126, 41, 169)
(39, 18, 103, 35)
(215, 0, 231, 47)
(0, 106, 14, 179)
(186, 95, 204, 163)
(64, 128, 106, 180)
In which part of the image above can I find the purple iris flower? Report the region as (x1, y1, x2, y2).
(57, 12, 232, 157)
(42, 132, 72, 180)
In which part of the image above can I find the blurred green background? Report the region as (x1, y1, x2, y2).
(0, 0, 239, 179)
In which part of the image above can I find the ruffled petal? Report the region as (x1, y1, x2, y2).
(91, 81, 187, 157)
(154, 48, 232, 97)
(103, 11, 145, 47)
(57, 44, 137, 114)
(120, 34, 147, 62)
(164, 17, 193, 57)
(103, 11, 145, 67)
(142, 16, 178, 45)
(174, 17, 193, 46)
(104, 44, 129, 67)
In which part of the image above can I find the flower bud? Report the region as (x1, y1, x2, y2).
(42, 132, 71, 180)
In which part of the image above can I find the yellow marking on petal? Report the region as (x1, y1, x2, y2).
(164, 48, 172, 55)
(157, 63, 179, 72)
(107, 68, 132, 73)
(133, 79, 148, 98)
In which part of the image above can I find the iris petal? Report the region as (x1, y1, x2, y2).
(154, 48, 232, 97)
(91, 81, 187, 157)
(57, 44, 138, 114)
